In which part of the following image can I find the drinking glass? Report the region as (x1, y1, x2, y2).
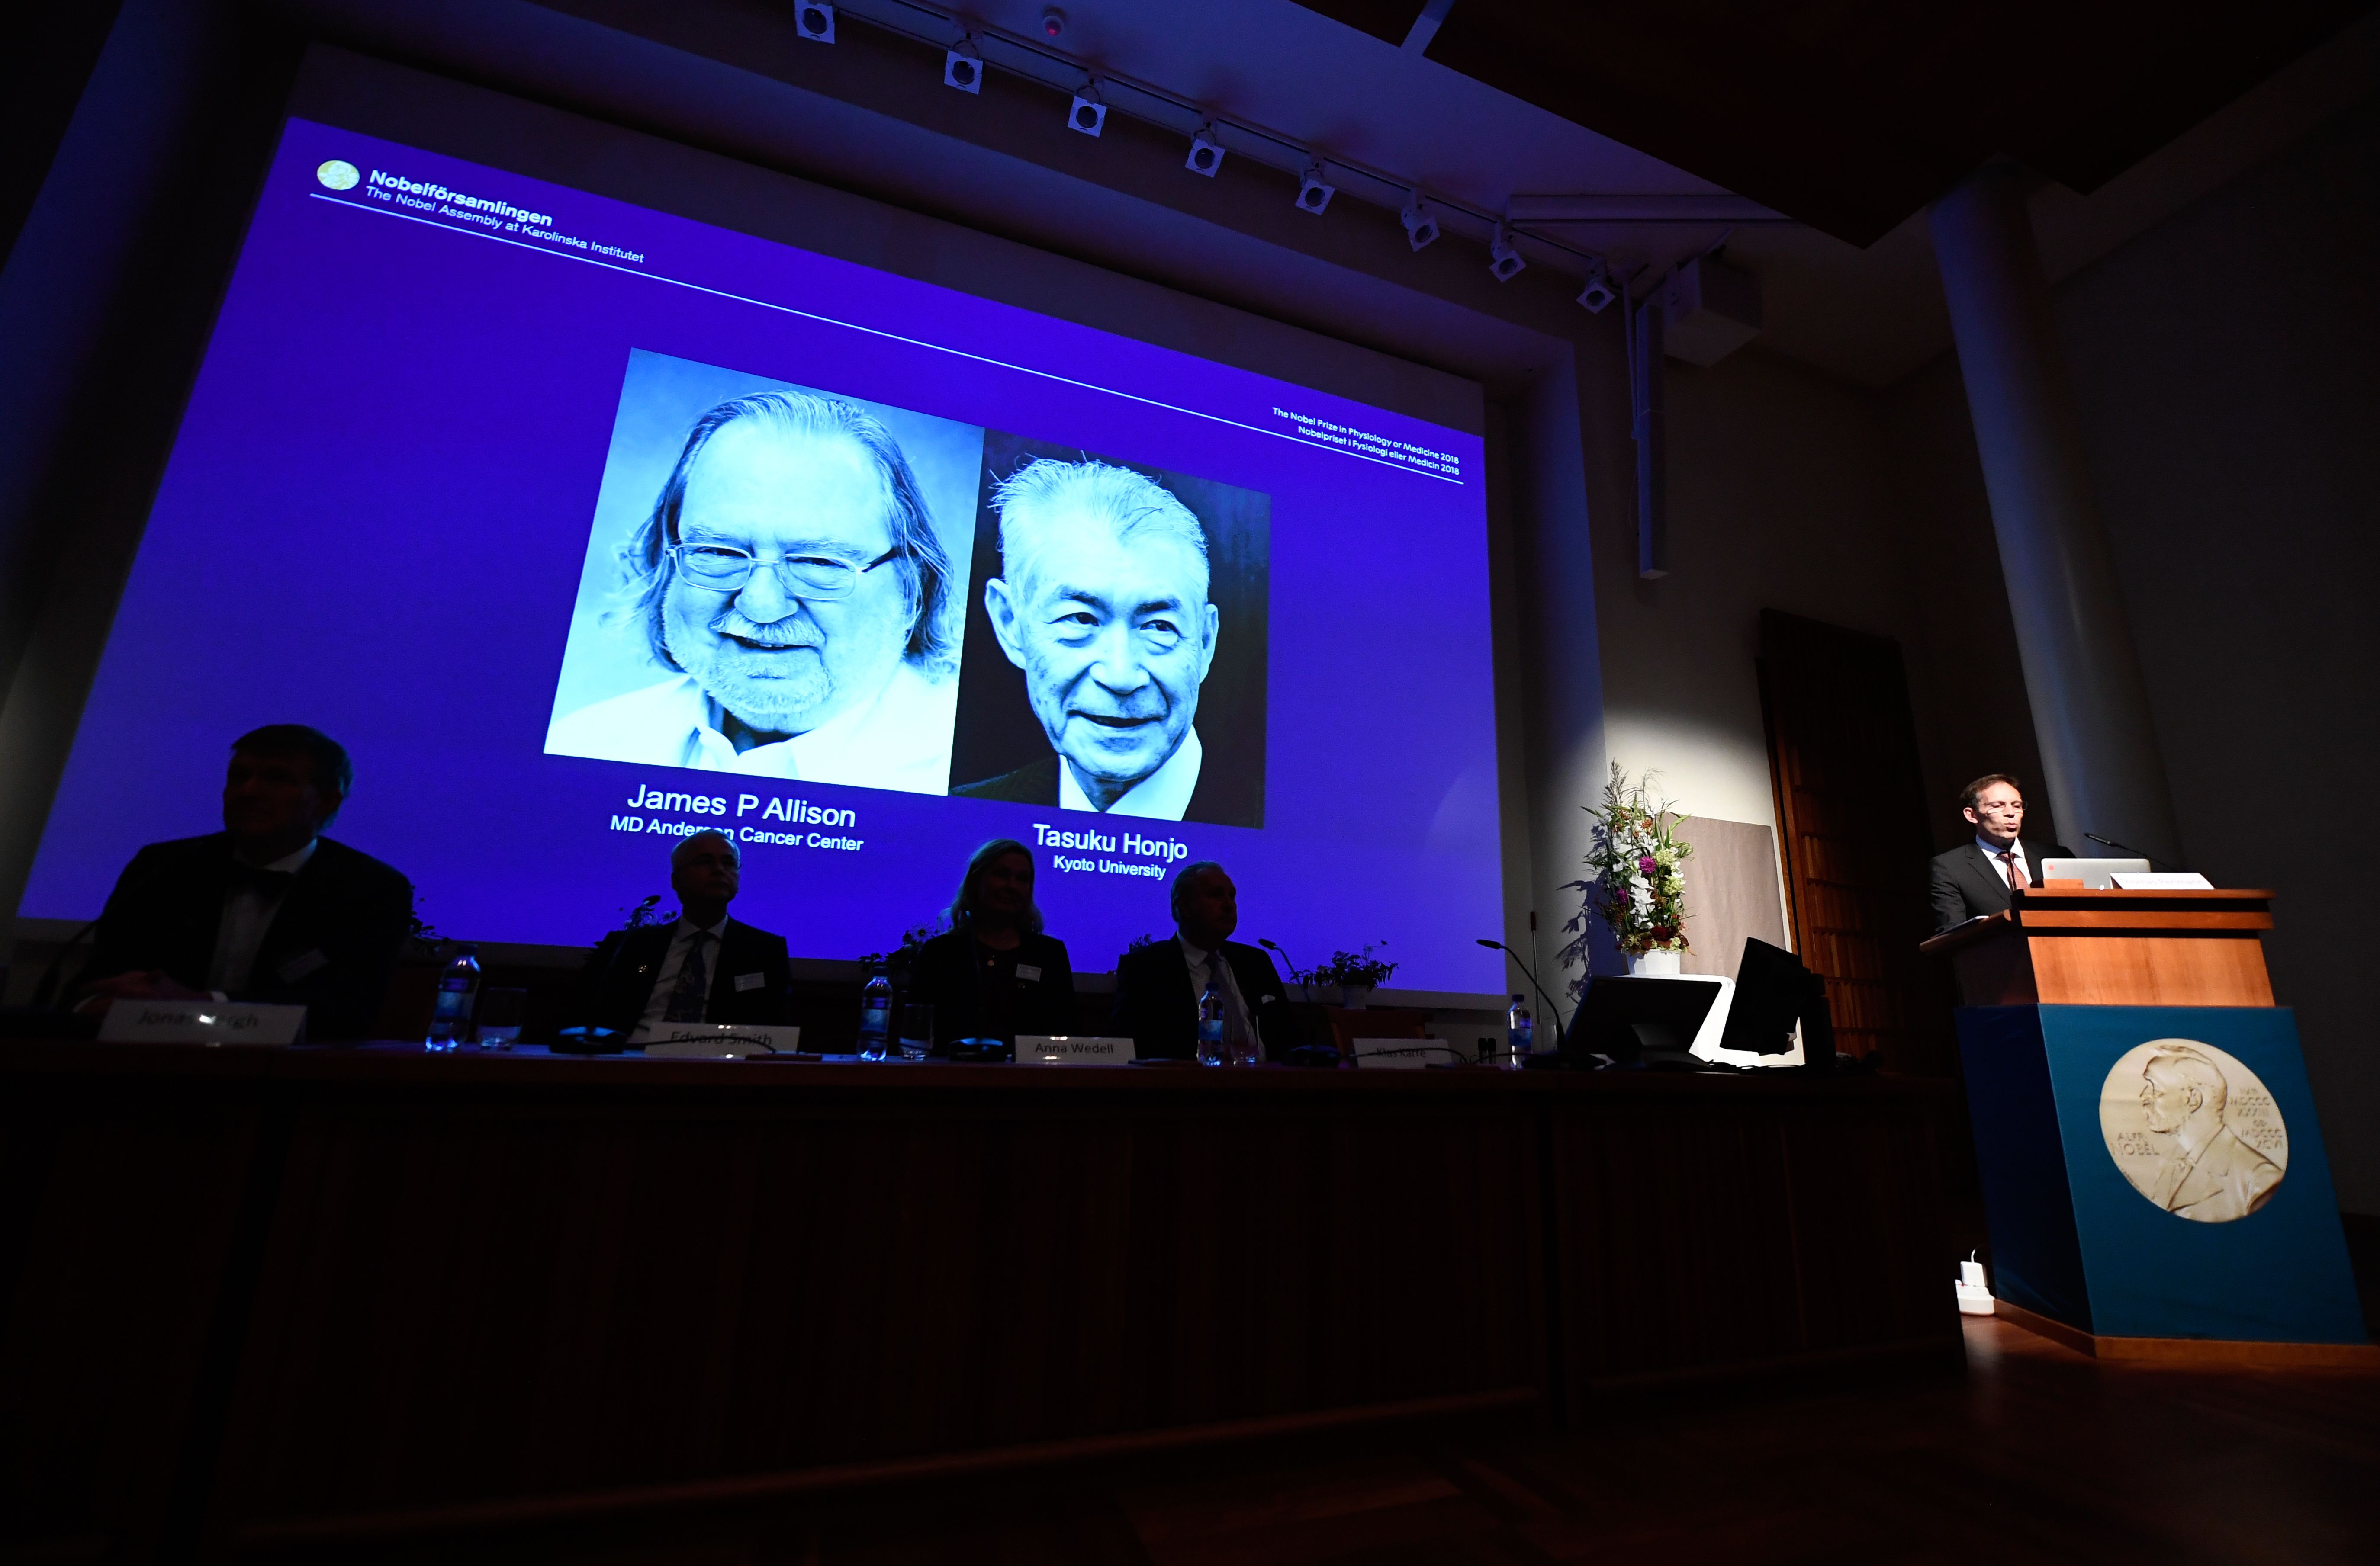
(476, 987, 527, 1049)
(898, 1001, 934, 1061)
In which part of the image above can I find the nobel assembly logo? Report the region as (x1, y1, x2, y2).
(315, 160, 360, 191)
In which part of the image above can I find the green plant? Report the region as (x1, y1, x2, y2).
(858, 921, 942, 969)
(609, 894, 673, 940)
(1306, 943, 1398, 992)
(405, 895, 445, 956)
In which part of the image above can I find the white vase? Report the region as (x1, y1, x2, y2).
(1341, 983, 1370, 1010)
(1631, 950, 1683, 978)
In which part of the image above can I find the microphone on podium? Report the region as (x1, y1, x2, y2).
(1476, 938, 1567, 1037)
(2084, 832, 2176, 872)
(1256, 937, 1305, 989)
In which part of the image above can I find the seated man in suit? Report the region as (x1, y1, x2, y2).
(77, 724, 413, 1040)
(1111, 860, 1299, 1061)
(1929, 772, 2076, 933)
(582, 829, 792, 1043)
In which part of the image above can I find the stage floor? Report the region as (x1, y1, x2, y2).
(475, 1314, 2380, 1564)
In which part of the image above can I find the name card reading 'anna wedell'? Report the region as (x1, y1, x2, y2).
(1014, 1035, 1137, 1066)
(638, 1024, 802, 1059)
(98, 1000, 306, 1046)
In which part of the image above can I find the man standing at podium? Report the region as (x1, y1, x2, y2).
(1930, 773, 2075, 933)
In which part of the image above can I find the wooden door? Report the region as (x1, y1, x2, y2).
(1758, 610, 1945, 1072)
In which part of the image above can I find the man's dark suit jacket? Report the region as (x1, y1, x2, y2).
(1110, 935, 1302, 1060)
(1930, 838, 2078, 933)
(83, 832, 413, 1040)
(951, 750, 1263, 830)
(581, 918, 794, 1039)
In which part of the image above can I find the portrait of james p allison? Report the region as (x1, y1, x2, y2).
(544, 349, 986, 792)
(947, 433, 1269, 829)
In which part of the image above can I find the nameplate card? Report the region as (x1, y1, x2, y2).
(639, 1024, 802, 1059)
(1014, 1034, 1135, 1066)
(98, 1000, 306, 1047)
(1351, 1037, 1464, 1070)
(1015, 964, 1042, 982)
(2110, 872, 2215, 890)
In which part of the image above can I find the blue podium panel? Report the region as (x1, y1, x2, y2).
(1957, 1005, 2364, 1344)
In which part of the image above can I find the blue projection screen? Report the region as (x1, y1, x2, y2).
(23, 120, 1504, 992)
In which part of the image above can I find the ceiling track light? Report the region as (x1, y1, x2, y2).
(819, 0, 1705, 282)
(944, 36, 982, 93)
(1577, 257, 1618, 313)
(1186, 123, 1226, 177)
(1401, 199, 1441, 251)
(1295, 163, 1335, 215)
(1489, 225, 1526, 282)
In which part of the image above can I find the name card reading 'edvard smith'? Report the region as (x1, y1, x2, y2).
(639, 1024, 802, 1059)
(1015, 1035, 1137, 1066)
(98, 1000, 306, 1046)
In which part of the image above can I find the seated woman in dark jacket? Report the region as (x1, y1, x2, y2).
(908, 838, 1077, 1053)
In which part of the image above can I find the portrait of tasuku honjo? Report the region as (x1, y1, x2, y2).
(946, 434, 1269, 828)
(545, 350, 985, 793)
(2099, 1039, 2289, 1223)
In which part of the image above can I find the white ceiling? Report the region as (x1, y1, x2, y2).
(916, 1, 2380, 388)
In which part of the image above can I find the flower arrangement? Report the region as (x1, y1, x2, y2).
(1558, 762, 1692, 992)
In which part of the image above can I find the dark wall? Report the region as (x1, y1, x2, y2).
(1884, 89, 2380, 1207)
(2057, 91, 2380, 1209)
(0, 1, 125, 270)
(0, 0, 308, 936)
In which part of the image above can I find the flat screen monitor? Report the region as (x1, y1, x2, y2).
(18, 120, 1503, 992)
(1564, 976, 1722, 1064)
(1716, 938, 1824, 1059)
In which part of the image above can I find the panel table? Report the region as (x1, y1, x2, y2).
(0, 1042, 1959, 1562)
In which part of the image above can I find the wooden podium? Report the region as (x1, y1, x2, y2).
(1919, 888, 2276, 1008)
(1925, 887, 2372, 1361)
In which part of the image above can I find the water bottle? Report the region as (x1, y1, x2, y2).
(1505, 994, 1533, 1069)
(425, 945, 481, 1052)
(1196, 978, 1226, 1067)
(857, 966, 892, 1062)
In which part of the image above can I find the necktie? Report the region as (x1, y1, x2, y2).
(1208, 953, 1252, 1049)
(1998, 850, 2027, 891)
(665, 931, 713, 1023)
